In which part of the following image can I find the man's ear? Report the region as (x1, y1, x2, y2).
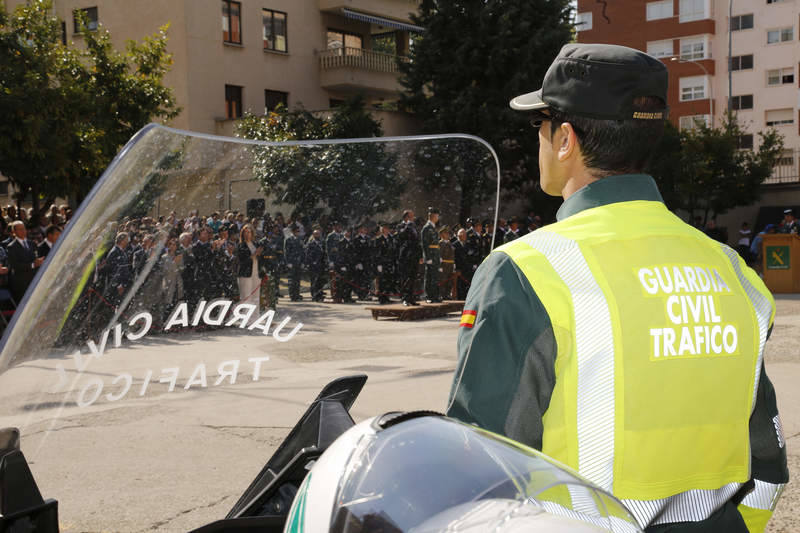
(557, 122, 579, 162)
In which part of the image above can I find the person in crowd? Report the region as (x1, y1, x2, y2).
(100, 231, 132, 309)
(213, 226, 237, 299)
(421, 207, 442, 303)
(397, 210, 421, 306)
(326, 221, 343, 303)
(373, 221, 396, 304)
(464, 219, 483, 283)
(305, 228, 326, 302)
(351, 223, 372, 301)
(453, 228, 470, 300)
(258, 227, 280, 310)
(750, 224, 776, 269)
(284, 223, 304, 302)
(780, 208, 799, 234)
(6, 221, 44, 304)
(237, 224, 262, 311)
(438, 226, 455, 301)
(736, 222, 752, 264)
(504, 216, 521, 243)
(335, 228, 355, 304)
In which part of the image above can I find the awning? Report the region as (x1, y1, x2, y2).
(341, 8, 425, 33)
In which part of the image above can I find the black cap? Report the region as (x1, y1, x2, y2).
(784, 208, 794, 215)
(428, 206, 440, 215)
(510, 43, 668, 121)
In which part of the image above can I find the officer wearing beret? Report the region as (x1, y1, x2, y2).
(421, 207, 442, 303)
(447, 44, 787, 532)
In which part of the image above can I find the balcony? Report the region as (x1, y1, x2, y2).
(766, 149, 800, 185)
(318, 47, 409, 95)
(319, 0, 419, 24)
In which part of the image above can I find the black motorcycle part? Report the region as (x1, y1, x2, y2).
(190, 375, 367, 533)
(0, 428, 59, 533)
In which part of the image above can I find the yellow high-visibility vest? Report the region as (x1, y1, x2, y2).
(499, 198, 775, 525)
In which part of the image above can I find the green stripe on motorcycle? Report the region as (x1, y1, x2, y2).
(286, 473, 311, 533)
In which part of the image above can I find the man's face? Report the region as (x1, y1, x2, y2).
(198, 229, 210, 242)
(48, 230, 61, 244)
(474, 223, 483, 234)
(458, 230, 467, 242)
(13, 224, 26, 240)
(120, 236, 130, 249)
(382, 226, 390, 236)
(431, 213, 439, 224)
(407, 211, 414, 221)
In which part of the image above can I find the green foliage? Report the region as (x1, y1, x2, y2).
(648, 114, 784, 224)
(236, 96, 402, 223)
(0, 0, 179, 208)
(399, 0, 574, 221)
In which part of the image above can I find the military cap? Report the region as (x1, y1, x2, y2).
(510, 43, 668, 121)
(428, 206, 440, 215)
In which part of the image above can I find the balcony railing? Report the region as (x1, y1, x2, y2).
(318, 47, 409, 73)
(766, 148, 800, 185)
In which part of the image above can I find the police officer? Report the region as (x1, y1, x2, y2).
(335, 227, 354, 303)
(421, 207, 442, 303)
(503, 216, 521, 243)
(397, 210, 421, 306)
(464, 219, 483, 282)
(305, 228, 326, 302)
(452, 228, 470, 300)
(284, 223, 303, 301)
(373, 221, 396, 304)
(351, 223, 372, 301)
(447, 44, 787, 532)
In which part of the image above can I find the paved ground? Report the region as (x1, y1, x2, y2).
(0, 294, 797, 532)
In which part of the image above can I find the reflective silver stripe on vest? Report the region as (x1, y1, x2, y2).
(622, 482, 741, 526)
(526, 232, 615, 492)
(742, 480, 785, 511)
(721, 246, 772, 411)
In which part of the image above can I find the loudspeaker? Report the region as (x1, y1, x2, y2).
(246, 198, 265, 218)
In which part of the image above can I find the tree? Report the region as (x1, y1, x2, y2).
(648, 114, 784, 225)
(399, 0, 574, 222)
(0, 0, 179, 211)
(236, 96, 402, 224)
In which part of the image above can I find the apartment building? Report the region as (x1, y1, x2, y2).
(6, 0, 421, 136)
(3, 0, 423, 210)
(575, 0, 800, 233)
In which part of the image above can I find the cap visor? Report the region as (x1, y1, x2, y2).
(510, 89, 549, 111)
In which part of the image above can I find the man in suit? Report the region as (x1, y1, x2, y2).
(453, 228, 470, 300)
(6, 221, 44, 304)
(421, 207, 442, 303)
(37, 225, 61, 260)
(284, 223, 304, 301)
(351, 223, 373, 301)
(101, 232, 132, 308)
(373, 222, 396, 304)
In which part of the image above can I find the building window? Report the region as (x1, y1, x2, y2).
(647, 0, 673, 20)
(575, 12, 593, 31)
(679, 0, 708, 22)
(679, 114, 711, 130)
(731, 94, 754, 110)
(222, 0, 242, 45)
(73, 6, 98, 33)
(327, 29, 363, 52)
(225, 85, 243, 119)
(730, 14, 754, 31)
(776, 150, 794, 167)
(647, 40, 673, 58)
(737, 134, 754, 150)
(680, 36, 708, 60)
(372, 32, 397, 55)
(767, 67, 794, 85)
(262, 8, 287, 52)
(730, 54, 753, 71)
(265, 89, 288, 112)
(766, 109, 794, 126)
(767, 27, 793, 43)
(679, 75, 707, 101)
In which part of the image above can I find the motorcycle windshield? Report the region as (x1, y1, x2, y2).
(0, 124, 501, 531)
(330, 417, 640, 533)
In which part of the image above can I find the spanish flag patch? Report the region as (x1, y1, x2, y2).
(460, 309, 477, 328)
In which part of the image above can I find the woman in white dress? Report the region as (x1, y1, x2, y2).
(237, 224, 262, 311)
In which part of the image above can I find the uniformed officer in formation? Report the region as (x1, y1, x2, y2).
(373, 221, 396, 304)
(325, 221, 343, 302)
(421, 207, 442, 303)
(396, 210, 421, 306)
(438, 226, 454, 300)
(304, 228, 326, 302)
(334, 227, 354, 303)
(257, 228, 280, 309)
(351, 223, 372, 301)
(284, 223, 303, 301)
